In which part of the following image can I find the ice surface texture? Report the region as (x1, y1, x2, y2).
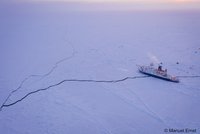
(0, 2, 200, 134)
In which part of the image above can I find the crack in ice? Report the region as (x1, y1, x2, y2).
(177, 75, 200, 78)
(0, 76, 149, 111)
(1, 74, 200, 111)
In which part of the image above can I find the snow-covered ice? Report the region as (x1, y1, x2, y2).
(0, 2, 200, 134)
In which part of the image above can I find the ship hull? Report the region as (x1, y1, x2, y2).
(138, 66, 179, 83)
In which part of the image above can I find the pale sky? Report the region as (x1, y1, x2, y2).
(12, 0, 198, 3)
(27, 0, 199, 3)
(3, 0, 200, 10)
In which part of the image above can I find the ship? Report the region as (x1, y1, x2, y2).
(138, 64, 179, 83)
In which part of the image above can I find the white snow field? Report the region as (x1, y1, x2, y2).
(0, 2, 200, 134)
